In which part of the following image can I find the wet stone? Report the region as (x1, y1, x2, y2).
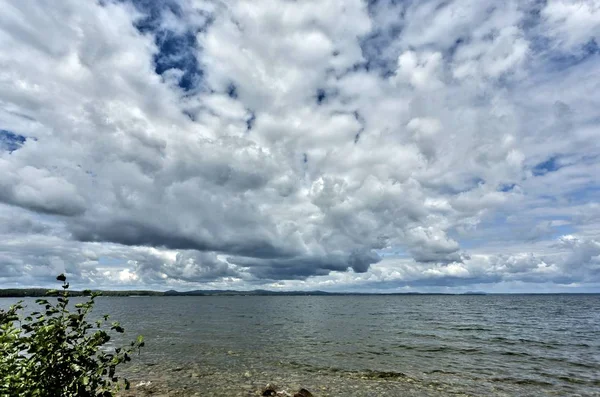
(293, 388, 314, 397)
(262, 383, 278, 396)
(117, 360, 470, 397)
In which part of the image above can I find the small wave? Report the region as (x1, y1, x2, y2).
(517, 338, 560, 348)
(500, 351, 532, 357)
(364, 350, 392, 356)
(570, 342, 593, 348)
(396, 331, 441, 339)
(360, 370, 408, 380)
(453, 326, 491, 331)
(395, 343, 416, 350)
(530, 356, 600, 370)
(395, 344, 482, 354)
(491, 377, 554, 387)
(487, 336, 518, 345)
(564, 361, 599, 370)
(284, 362, 412, 382)
(476, 336, 560, 349)
(556, 376, 590, 385)
(419, 346, 481, 354)
(425, 369, 459, 375)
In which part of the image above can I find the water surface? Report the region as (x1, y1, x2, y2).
(3, 295, 599, 396)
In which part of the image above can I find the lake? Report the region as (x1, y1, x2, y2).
(2, 295, 599, 396)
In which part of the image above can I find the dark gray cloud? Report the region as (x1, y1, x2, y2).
(70, 218, 297, 259)
(229, 250, 381, 280)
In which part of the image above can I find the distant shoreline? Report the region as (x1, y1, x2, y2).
(0, 288, 598, 298)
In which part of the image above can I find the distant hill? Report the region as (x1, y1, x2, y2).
(0, 288, 452, 298)
(0, 288, 164, 298)
(3, 289, 595, 298)
(163, 289, 333, 296)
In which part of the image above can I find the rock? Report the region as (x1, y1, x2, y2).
(135, 381, 152, 388)
(262, 383, 278, 396)
(293, 388, 314, 397)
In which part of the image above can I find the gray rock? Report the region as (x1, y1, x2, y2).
(262, 383, 278, 396)
(293, 388, 314, 397)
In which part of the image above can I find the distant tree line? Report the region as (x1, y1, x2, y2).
(0, 289, 164, 298)
(0, 288, 469, 298)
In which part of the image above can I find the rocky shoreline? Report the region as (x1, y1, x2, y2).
(117, 361, 468, 397)
(125, 380, 316, 397)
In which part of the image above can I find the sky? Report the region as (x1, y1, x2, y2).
(0, 0, 599, 293)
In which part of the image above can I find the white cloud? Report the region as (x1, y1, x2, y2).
(0, 0, 599, 292)
(395, 51, 445, 90)
(542, 0, 600, 52)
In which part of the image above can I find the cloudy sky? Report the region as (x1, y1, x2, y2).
(0, 0, 599, 292)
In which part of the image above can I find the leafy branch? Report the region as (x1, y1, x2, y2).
(0, 274, 144, 396)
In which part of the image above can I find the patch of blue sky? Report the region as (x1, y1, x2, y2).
(358, 35, 400, 77)
(125, 0, 206, 92)
(227, 83, 238, 99)
(246, 111, 256, 132)
(551, 223, 575, 237)
(532, 155, 562, 176)
(498, 183, 517, 192)
(0, 129, 26, 153)
(445, 225, 488, 250)
(490, 210, 576, 240)
(359, 0, 407, 77)
(566, 185, 600, 205)
(518, 0, 546, 32)
(374, 247, 409, 258)
(526, 16, 600, 73)
(543, 39, 600, 73)
(153, 30, 203, 91)
(316, 88, 327, 105)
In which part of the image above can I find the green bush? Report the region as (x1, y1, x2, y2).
(0, 274, 144, 396)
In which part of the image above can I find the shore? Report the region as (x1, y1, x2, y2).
(117, 361, 467, 397)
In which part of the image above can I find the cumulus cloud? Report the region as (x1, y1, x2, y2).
(541, 0, 600, 53)
(0, 0, 599, 291)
